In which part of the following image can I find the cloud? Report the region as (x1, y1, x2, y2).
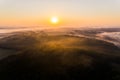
(97, 32, 120, 47)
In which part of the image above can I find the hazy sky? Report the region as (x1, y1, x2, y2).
(0, 0, 120, 27)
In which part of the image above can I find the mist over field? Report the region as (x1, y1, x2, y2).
(0, 26, 120, 80)
(97, 32, 120, 47)
(1, 26, 120, 47)
(0, 26, 120, 50)
(0, 26, 120, 58)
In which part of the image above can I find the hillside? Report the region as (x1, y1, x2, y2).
(0, 31, 120, 80)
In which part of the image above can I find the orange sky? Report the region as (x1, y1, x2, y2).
(0, 15, 120, 27)
(0, 0, 120, 27)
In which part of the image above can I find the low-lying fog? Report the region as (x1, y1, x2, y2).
(0, 26, 120, 48)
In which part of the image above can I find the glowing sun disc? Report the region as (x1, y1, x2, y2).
(51, 17, 59, 24)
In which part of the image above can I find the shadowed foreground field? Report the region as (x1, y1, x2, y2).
(0, 31, 120, 80)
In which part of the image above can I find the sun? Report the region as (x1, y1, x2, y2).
(51, 17, 59, 24)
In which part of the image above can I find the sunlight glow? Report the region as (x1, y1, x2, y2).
(51, 17, 59, 24)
